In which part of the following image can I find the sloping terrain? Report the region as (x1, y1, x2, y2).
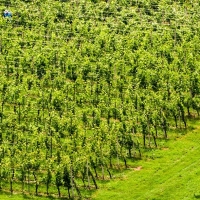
(93, 120, 200, 200)
(0, 0, 200, 199)
(1, 120, 200, 200)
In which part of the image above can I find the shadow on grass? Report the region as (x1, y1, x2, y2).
(0, 190, 71, 200)
(194, 194, 200, 199)
(23, 194, 74, 200)
(22, 194, 59, 199)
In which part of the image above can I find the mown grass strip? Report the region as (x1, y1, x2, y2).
(92, 120, 200, 200)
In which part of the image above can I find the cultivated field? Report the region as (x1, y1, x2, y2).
(0, 0, 200, 199)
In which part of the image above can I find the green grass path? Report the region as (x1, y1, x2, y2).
(92, 122, 200, 200)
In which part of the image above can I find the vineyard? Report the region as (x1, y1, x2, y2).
(0, 0, 200, 199)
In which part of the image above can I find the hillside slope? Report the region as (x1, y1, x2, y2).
(92, 120, 200, 200)
(0, 0, 200, 199)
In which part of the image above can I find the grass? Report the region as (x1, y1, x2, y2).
(0, 191, 73, 200)
(1, 118, 200, 200)
(0, 192, 57, 200)
(92, 118, 200, 200)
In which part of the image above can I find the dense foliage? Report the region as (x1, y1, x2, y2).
(0, 0, 200, 198)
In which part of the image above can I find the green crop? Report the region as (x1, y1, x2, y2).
(0, 0, 199, 198)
